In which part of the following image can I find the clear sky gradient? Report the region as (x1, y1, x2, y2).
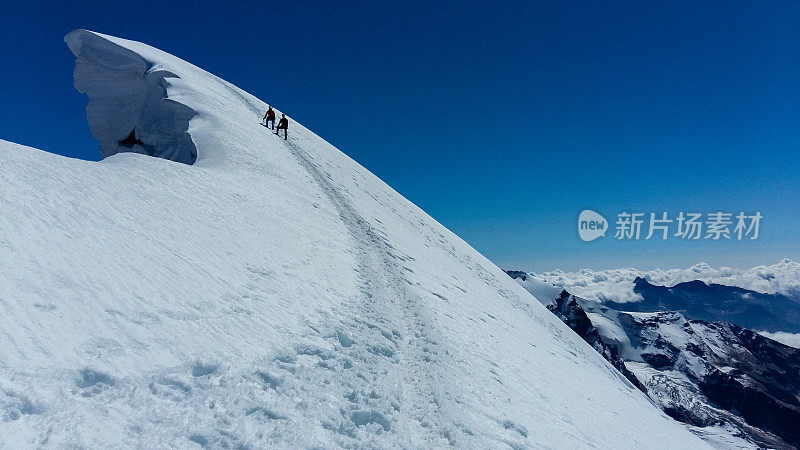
(2, 1, 798, 271)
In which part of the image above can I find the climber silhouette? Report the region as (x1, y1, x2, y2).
(263, 106, 276, 130)
(275, 114, 288, 140)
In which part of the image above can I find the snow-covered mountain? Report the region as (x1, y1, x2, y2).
(0, 31, 707, 448)
(523, 262, 800, 344)
(510, 273, 800, 449)
(612, 277, 800, 333)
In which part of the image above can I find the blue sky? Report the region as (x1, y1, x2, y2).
(1, 1, 798, 271)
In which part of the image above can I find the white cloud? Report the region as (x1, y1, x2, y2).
(527, 259, 800, 303)
(757, 331, 800, 349)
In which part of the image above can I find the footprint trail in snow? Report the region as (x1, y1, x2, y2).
(224, 82, 458, 446)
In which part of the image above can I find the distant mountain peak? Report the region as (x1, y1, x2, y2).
(673, 279, 709, 289)
(621, 278, 800, 333)
(510, 277, 800, 449)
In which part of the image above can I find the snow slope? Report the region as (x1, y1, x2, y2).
(0, 30, 707, 448)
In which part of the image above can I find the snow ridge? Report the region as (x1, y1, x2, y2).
(225, 82, 456, 445)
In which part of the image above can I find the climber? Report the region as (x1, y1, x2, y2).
(275, 114, 288, 140)
(262, 106, 276, 130)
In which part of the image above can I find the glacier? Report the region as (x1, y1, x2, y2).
(0, 30, 708, 448)
(511, 272, 800, 448)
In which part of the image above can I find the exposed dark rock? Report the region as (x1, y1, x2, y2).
(508, 271, 800, 448)
(546, 290, 647, 393)
(609, 277, 800, 333)
(504, 270, 528, 281)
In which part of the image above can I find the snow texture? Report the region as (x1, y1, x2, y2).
(0, 30, 707, 448)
